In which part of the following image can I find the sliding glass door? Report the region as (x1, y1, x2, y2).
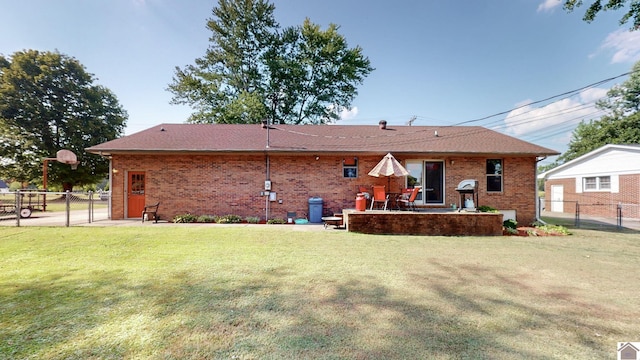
(424, 161, 444, 204)
(405, 162, 423, 202)
(406, 160, 445, 205)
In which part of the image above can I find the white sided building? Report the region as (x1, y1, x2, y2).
(539, 144, 640, 219)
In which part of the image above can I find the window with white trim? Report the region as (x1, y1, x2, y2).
(583, 176, 611, 191)
(486, 159, 502, 192)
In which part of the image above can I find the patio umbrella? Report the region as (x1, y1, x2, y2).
(368, 153, 410, 190)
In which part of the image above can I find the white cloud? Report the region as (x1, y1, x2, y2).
(502, 88, 608, 137)
(597, 29, 640, 64)
(340, 107, 359, 121)
(537, 0, 562, 13)
(579, 87, 608, 103)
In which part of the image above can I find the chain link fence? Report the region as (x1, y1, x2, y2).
(542, 198, 640, 230)
(0, 190, 111, 227)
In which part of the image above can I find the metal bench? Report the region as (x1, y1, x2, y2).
(142, 202, 160, 223)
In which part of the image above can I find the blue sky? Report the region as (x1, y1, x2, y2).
(2, 0, 640, 162)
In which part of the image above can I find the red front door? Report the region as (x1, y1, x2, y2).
(127, 172, 146, 218)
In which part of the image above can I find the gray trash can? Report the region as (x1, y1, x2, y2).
(308, 197, 323, 223)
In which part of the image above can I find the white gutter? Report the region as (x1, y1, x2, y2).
(535, 156, 548, 224)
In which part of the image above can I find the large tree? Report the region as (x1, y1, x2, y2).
(169, 0, 276, 124)
(0, 50, 127, 190)
(559, 60, 640, 163)
(563, 0, 640, 29)
(266, 19, 374, 124)
(168, 0, 373, 125)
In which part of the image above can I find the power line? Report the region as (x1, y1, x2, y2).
(450, 70, 634, 126)
(268, 70, 636, 144)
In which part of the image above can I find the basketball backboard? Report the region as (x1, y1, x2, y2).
(56, 149, 77, 164)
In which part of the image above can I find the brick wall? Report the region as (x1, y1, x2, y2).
(545, 174, 640, 218)
(346, 211, 503, 236)
(110, 154, 540, 224)
(443, 157, 538, 224)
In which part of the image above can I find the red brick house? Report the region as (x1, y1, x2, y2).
(86, 123, 557, 224)
(539, 144, 640, 219)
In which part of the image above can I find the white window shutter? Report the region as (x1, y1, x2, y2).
(575, 177, 583, 193)
(611, 175, 619, 193)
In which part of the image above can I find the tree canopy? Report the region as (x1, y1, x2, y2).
(558, 60, 640, 163)
(563, 0, 640, 29)
(0, 50, 127, 190)
(168, 0, 373, 125)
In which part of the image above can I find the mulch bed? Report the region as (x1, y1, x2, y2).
(504, 227, 567, 236)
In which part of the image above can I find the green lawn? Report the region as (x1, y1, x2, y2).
(1, 226, 639, 359)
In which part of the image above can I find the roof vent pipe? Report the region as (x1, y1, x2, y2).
(379, 120, 387, 130)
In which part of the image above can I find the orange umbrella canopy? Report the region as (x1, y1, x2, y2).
(368, 153, 410, 178)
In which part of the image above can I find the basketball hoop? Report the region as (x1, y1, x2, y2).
(42, 150, 80, 210)
(56, 149, 80, 170)
(56, 149, 77, 164)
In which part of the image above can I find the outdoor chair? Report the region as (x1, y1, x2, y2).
(370, 185, 389, 210)
(398, 186, 421, 211)
(142, 202, 160, 223)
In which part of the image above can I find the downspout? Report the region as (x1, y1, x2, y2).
(535, 156, 547, 224)
(265, 152, 270, 221)
(108, 157, 113, 220)
(263, 119, 271, 221)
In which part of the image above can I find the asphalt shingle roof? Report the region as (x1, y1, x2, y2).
(86, 123, 559, 156)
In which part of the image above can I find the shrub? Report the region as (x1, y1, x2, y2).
(477, 205, 499, 213)
(267, 218, 286, 224)
(197, 215, 217, 223)
(245, 216, 261, 224)
(216, 214, 243, 224)
(503, 218, 518, 229)
(173, 213, 198, 223)
(535, 224, 571, 235)
(504, 227, 519, 235)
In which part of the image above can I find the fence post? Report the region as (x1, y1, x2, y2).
(617, 203, 623, 229)
(15, 190, 21, 227)
(88, 191, 93, 224)
(574, 201, 580, 228)
(65, 190, 71, 227)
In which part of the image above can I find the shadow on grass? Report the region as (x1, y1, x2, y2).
(0, 270, 132, 359)
(412, 261, 621, 358)
(0, 262, 627, 359)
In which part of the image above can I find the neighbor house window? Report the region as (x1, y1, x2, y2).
(583, 176, 610, 191)
(486, 159, 502, 192)
(343, 157, 358, 178)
